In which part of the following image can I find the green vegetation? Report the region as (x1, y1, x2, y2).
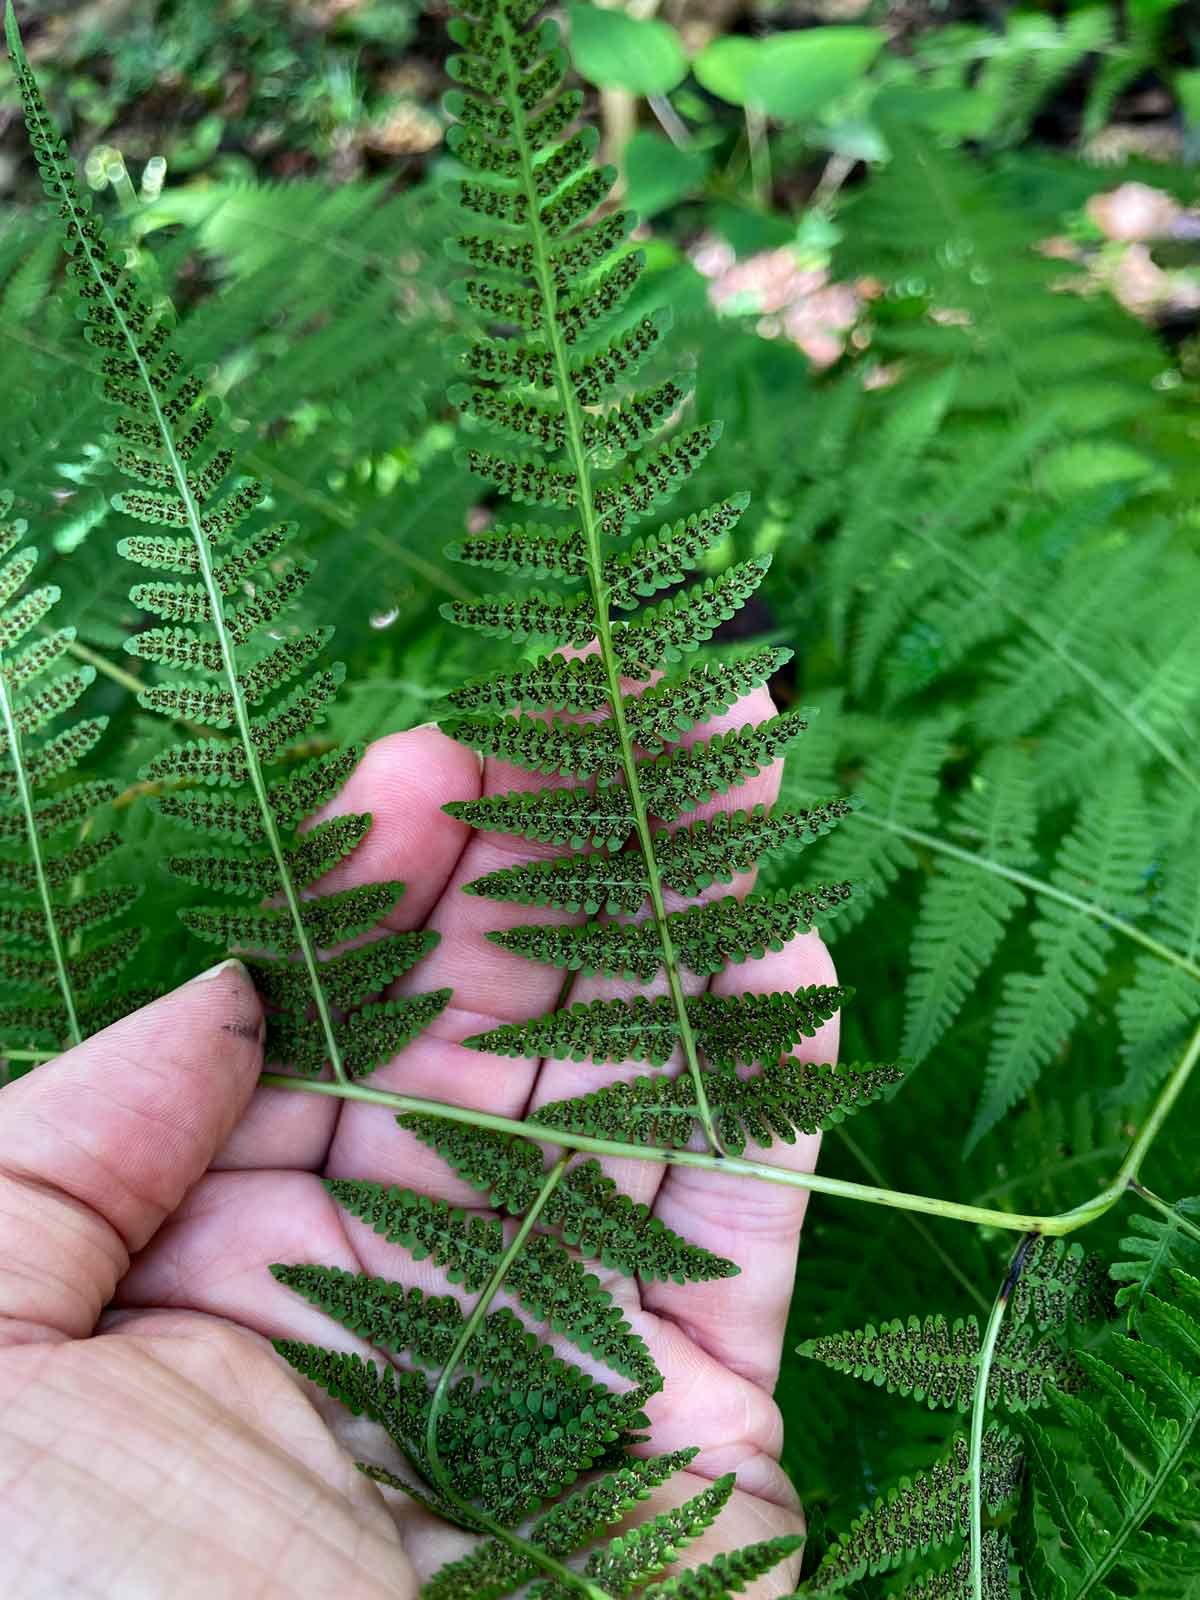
(4, 0, 1200, 1595)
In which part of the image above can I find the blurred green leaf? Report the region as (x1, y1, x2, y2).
(566, 4, 687, 96)
(693, 27, 884, 120)
(623, 130, 708, 217)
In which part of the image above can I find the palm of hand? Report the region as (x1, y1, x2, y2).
(0, 695, 836, 1598)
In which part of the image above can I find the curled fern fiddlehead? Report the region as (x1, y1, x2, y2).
(7, 11, 447, 1082)
(0, 490, 141, 1060)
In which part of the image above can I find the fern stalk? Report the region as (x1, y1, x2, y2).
(1130, 1181, 1200, 1247)
(968, 1234, 1035, 1600)
(253, 1071, 1122, 1235)
(488, 6, 720, 1150)
(421, 1151, 610, 1600)
(0, 668, 81, 1046)
(6, 2, 347, 1080)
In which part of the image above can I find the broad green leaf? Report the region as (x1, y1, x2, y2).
(567, 4, 687, 96)
(691, 37, 762, 106)
(694, 28, 885, 121)
(623, 131, 709, 217)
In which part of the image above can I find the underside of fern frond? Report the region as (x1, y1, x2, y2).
(0, 489, 141, 1061)
(8, 16, 447, 1084)
(434, 0, 889, 1164)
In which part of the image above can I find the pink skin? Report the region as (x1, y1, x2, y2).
(0, 688, 837, 1598)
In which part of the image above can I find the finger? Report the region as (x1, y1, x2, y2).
(217, 726, 480, 1172)
(640, 933, 839, 1393)
(527, 680, 785, 1208)
(0, 960, 263, 1345)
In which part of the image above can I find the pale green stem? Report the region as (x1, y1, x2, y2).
(495, 15, 721, 1153)
(58, 631, 147, 699)
(258, 1071, 1131, 1236)
(745, 105, 771, 210)
(0, 661, 81, 1047)
(422, 1153, 607, 1600)
(1113, 1018, 1200, 1186)
(855, 810, 1200, 981)
(0, 1047, 59, 1062)
(969, 1234, 1035, 1600)
(1130, 1182, 1200, 1247)
(22, 54, 347, 1083)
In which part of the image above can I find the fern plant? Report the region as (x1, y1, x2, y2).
(0, 487, 140, 1066)
(10, 6, 1200, 1600)
(6, 6, 453, 1086)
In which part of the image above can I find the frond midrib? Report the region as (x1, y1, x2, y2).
(492, 10, 719, 1151)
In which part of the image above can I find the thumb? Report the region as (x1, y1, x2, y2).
(0, 959, 263, 1346)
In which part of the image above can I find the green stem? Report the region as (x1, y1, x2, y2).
(856, 811, 1200, 981)
(1113, 1018, 1200, 1186)
(0, 657, 81, 1047)
(258, 1072, 1110, 1236)
(58, 631, 147, 700)
(969, 1234, 1034, 1600)
(1130, 1182, 1200, 1247)
(422, 1153, 607, 1600)
(495, 16, 721, 1153)
(12, 22, 348, 1083)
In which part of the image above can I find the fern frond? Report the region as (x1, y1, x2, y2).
(325, 1179, 660, 1387)
(530, 1058, 904, 1150)
(181, 880, 404, 954)
(248, 931, 438, 1011)
(811, 1429, 1021, 1592)
(798, 1311, 1073, 1413)
(446, 520, 585, 577)
(529, 1475, 736, 1599)
(442, 590, 596, 646)
(6, 19, 443, 1088)
(640, 1534, 806, 1599)
(445, 652, 609, 717)
(1111, 1200, 1200, 1325)
(624, 649, 793, 743)
(422, 1450, 699, 1600)
(166, 813, 373, 896)
(0, 490, 137, 1049)
(488, 884, 853, 981)
(614, 559, 773, 676)
(903, 746, 1036, 1067)
(468, 986, 850, 1070)
(271, 1266, 612, 1407)
(396, 1120, 737, 1282)
(267, 990, 452, 1079)
(1022, 1273, 1200, 1597)
(887, 1534, 1012, 1600)
(968, 765, 1149, 1148)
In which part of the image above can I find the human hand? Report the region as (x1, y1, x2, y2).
(0, 678, 837, 1598)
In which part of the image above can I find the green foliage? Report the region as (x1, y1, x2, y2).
(8, 17, 448, 1080)
(1111, 1199, 1200, 1324)
(7, 2, 1200, 1595)
(1021, 1272, 1200, 1597)
(396, 1120, 737, 1283)
(0, 489, 139, 1053)
(531, 1056, 904, 1154)
(801, 1238, 1111, 1415)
